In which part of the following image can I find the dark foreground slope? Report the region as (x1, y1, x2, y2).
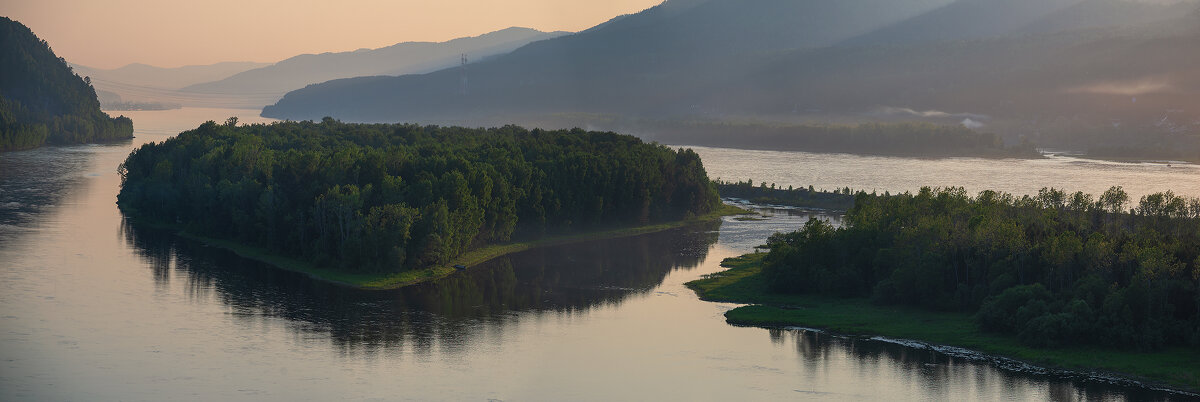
(117, 119, 721, 279)
(0, 17, 133, 151)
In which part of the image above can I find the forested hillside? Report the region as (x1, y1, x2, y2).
(261, 0, 952, 122)
(762, 187, 1200, 350)
(262, 0, 1200, 161)
(117, 119, 720, 273)
(0, 17, 132, 151)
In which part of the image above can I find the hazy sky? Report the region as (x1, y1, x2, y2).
(6, 0, 663, 69)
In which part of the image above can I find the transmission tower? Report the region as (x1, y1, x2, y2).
(460, 54, 469, 96)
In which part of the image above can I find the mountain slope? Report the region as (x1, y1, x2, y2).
(70, 61, 268, 110)
(262, 0, 954, 122)
(839, 0, 1084, 47)
(0, 17, 132, 151)
(262, 0, 1200, 159)
(1020, 0, 1200, 34)
(70, 61, 270, 90)
(719, 10, 1200, 156)
(183, 27, 566, 103)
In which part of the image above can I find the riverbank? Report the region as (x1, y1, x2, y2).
(133, 203, 752, 291)
(685, 253, 1200, 393)
(715, 180, 856, 210)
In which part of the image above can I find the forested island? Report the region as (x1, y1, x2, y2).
(117, 119, 724, 288)
(0, 17, 133, 151)
(690, 187, 1200, 389)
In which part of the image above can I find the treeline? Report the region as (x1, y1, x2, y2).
(761, 186, 1200, 350)
(1026, 117, 1200, 163)
(0, 17, 133, 151)
(1087, 143, 1200, 163)
(117, 119, 720, 273)
(715, 179, 856, 210)
(641, 121, 1038, 158)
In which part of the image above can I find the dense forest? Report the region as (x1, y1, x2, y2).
(117, 119, 720, 273)
(641, 121, 1038, 158)
(715, 180, 856, 210)
(761, 187, 1200, 350)
(0, 17, 133, 151)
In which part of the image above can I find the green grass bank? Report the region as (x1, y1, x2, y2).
(685, 253, 1200, 392)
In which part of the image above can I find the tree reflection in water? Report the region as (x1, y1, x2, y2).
(771, 328, 1184, 401)
(121, 218, 720, 355)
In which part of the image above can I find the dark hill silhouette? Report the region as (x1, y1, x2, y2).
(0, 17, 132, 151)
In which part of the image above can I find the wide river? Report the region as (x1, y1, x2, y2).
(1, 108, 1197, 401)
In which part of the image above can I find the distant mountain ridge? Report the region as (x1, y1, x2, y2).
(65, 27, 564, 109)
(261, 0, 1200, 159)
(182, 27, 567, 105)
(71, 61, 268, 110)
(70, 61, 271, 90)
(263, 0, 954, 121)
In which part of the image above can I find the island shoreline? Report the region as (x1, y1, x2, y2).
(685, 253, 1200, 395)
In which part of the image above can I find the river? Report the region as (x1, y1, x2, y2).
(1, 108, 1196, 401)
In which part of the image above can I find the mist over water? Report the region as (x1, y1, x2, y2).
(0, 108, 1196, 400)
(688, 145, 1200, 200)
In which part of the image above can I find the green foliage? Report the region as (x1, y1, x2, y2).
(690, 254, 1200, 390)
(762, 186, 1200, 350)
(117, 120, 720, 274)
(0, 17, 133, 151)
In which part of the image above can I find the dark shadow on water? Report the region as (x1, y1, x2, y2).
(121, 218, 721, 355)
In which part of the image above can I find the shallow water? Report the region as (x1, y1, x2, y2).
(1, 108, 1195, 401)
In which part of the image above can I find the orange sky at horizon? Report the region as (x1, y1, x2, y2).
(5, 0, 664, 69)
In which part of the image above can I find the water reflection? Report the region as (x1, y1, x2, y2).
(717, 204, 844, 251)
(771, 328, 1188, 401)
(0, 142, 129, 244)
(122, 219, 721, 355)
(8, 108, 1191, 399)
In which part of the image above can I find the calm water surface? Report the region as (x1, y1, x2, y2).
(688, 145, 1200, 200)
(2, 108, 1196, 401)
